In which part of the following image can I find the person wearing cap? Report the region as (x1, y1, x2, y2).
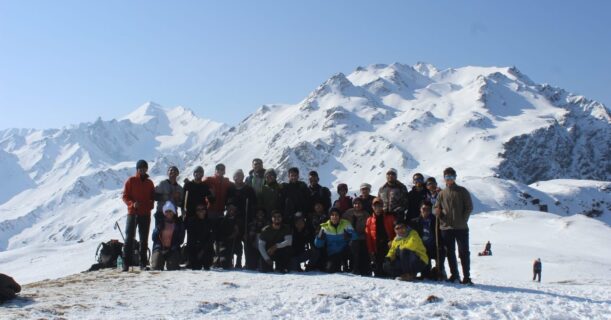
(407, 173, 430, 224)
(383, 221, 428, 281)
(365, 197, 396, 277)
(122, 159, 155, 271)
(290, 212, 314, 271)
(183, 166, 214, 268)
(343, 197, 371, 276)
(333, 183, 353, 215)
(308, 171, 331, 213)
(434, 167, 473, 285)
(230, 169, 257, 269)
(260, 168, 282, 218)
(314, 208, 356, 273)
(280, 167, 310, 225)
(151, 201, 185, 271)
(245, 158, 266, 198)
(203, 163, 234, 220)
(154, 166, 184, 220)
(357, 183, 375, 215)
(258, 210, 293, 273)
(377, 168, 409, 220)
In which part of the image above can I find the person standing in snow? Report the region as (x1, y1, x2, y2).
(203, 163, 234, 220)
(533, 258, 542, 282)
(307, 170, 332, 213)
(407, 173, 430, 225)
(343, 198, 371, 276)
(245, 208, 267, 270)
(383, 221, 429, 281)
(357, 183, 375, 215)
(279, 167, 310, 225)
(183, 166, 213, 267)
(154, 166, 183, 219)
(229, 169, 257, 268)
(260, 169, 282, 218)
(365, 197, 396, 277)
(151, 201, 185, 271)
(333, 183, 353, 214)
(122, 160, 155, 271)
(214, 203, 241, 269)
(425, 177, 441, 207)
(377, 168, 409, 221)
(434, 167, 474, 285)
(258, 210, 292, 273)
(245, 158, 266, 199)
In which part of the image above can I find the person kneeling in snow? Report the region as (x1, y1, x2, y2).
(315, 208, 356, 273)
(258, 210, 292, 273)
(151, 201, 185, 271)
(383, 221, 428, 281)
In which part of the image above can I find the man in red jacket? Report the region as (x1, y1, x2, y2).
(122, 159, 155, 271)
(365, 197, 396, 277)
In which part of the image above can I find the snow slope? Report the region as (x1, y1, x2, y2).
(1, 211, 610, 320)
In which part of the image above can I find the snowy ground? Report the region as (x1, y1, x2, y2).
(1, 210, 610, 319)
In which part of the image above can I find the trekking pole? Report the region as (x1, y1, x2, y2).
(114, 220, 126, 242)
(435, 214, 441, 280)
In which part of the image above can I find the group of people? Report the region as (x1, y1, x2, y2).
(121, 158, 474, 284)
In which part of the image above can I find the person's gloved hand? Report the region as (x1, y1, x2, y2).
(318, 229, 326, 240)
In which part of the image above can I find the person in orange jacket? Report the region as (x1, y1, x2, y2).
(122, 159, 155, 271)
(365, 197, 396, 277)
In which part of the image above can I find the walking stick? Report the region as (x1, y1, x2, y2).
(435, 215, 441, 281)
(114, 220, 126, 242)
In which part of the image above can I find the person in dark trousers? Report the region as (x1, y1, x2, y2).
(230, 169, 257, 268)
(333, 183, 353, 214)
(411, 201, 445, 280)
(154, 166, 183, 219)
(377, 168, 409, 220)
(305, 201, 329, 271)
(357, 183, 375, 215)
(533, 258, 542, 282)
(245, 158, 266, 199)
(0, 273, 21, 303)
(407, 173, 430, 224)
(291, 212, 314, 271)
(434, 167, 474, 285)
(280, 167, 310, 225)
(308, 171, 332, 213)
(245, 208, 267, 270)
(214, 203, 240, 269)
(366, 197, 396, 277)
(383, 221, 429, 281)
(186, 204, 214, 270)
(258, 210, 292, 273)
(314, 208, 356, 273)
(151, 201, 185, 271)
(482, 241, 492, 256)
(121, 159, 155, 271)
(183, 166, 213, 267)
(343, 197, 371, 276)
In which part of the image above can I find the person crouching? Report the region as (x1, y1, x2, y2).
(151, 201, 185, 271)
(315, 208, 356, 273)
(258, 210, 293, 273)
(383, 221, 428, 281)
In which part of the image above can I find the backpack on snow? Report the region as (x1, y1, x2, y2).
(88, 239, 124, 271)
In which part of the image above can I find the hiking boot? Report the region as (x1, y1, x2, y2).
(121, 265, 129, 272)
(461, 277, 474, 286)
(446, 275, 460, 283)
(397, 273, 415, 282)
(140, 265, 150, 271)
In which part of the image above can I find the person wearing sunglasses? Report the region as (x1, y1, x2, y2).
(407, 173, 430, 225)
(434, 167, 474, 285)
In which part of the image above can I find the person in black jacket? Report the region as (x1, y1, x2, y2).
(151, 201, 185, 271)
(258, 210, 293, 273)
(280, 167, 310, 225)
(245, 208, 267, 270)
(308, 171, 332, 213)
(230, 169, 257, 268)
(411, 201, 445, 280)
(407, 173, 430, 224)
(291, 212, 314, 271)
(185, 204, 214, 270)
(214, 203, 240, 269)
(533, 258, 542, 282)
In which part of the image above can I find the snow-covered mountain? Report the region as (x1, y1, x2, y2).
(0, 62, 609, 285)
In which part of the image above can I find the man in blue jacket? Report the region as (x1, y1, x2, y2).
(315, 208, 356, 273)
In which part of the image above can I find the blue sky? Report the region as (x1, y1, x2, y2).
(1, 0, 609, 129)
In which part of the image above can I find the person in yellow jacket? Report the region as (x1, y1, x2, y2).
(383, 221, 429, 281)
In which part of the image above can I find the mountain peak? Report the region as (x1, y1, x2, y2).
(121, 101, 167, 124)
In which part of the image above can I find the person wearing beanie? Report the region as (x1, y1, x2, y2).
(229, 169, 257, 269)
(314, 208, 356, 273)
(358, 183, 375, 215)
(434, 167, 473, 285)
(154, 166, 184, 221)
(151, 201, 185, 271)
(365, 197, 396, 277)
(260, 168, 281, 219)
(377, 168, 409, 219)
(332, 183, 353, 215)
(121, 159, 155, 271)
(307, 170, 331, 213)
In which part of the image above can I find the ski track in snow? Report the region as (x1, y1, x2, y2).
(1, 269, 609, 320)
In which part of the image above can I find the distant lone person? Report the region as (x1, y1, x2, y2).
(0, 273, 21, 303)
(533, 258, 542, 282)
